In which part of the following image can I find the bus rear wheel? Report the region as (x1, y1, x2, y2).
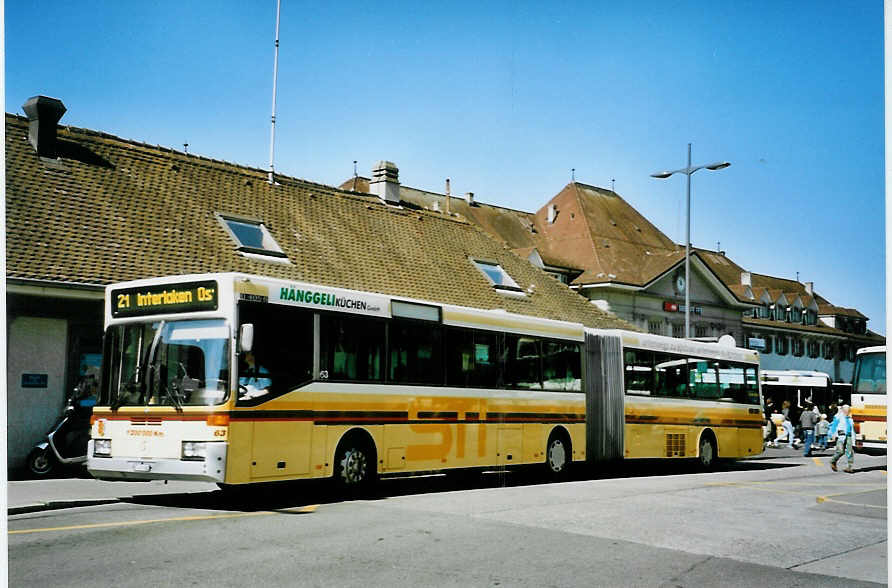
(698, 433, 717, 470)
(545, 431, 571, 481)
(334, 436, 377, 495)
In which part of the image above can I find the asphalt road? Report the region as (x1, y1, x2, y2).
(8, 450, 887, 587)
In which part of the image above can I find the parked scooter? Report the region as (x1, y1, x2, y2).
(26, 378, 96, 476)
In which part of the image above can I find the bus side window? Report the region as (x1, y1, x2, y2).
(237, 302, 313, 403)
(445, 328, 499, 389)
(320, 314, 384, 382)
(504, 334, 542, 390)
(654, 353, 688, 397)
(624, 349, 654, 395)
(389, 320, 443, 385)
(542, 340, 581, 392)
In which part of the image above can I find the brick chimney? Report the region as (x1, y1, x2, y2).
(22, 95, 67, 159)
(369, 161, 400, 205)
(805, 281, 814, 296)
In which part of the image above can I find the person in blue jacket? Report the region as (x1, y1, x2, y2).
(827, 405, 855, 473)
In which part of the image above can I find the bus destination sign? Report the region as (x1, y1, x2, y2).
(111, 280, 218, 318)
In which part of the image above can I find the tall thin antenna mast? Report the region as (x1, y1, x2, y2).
(267, 0, 282, 185)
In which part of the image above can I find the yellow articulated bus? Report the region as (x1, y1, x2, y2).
(87, 273, 763, 491)
(851, 346, 886, 452)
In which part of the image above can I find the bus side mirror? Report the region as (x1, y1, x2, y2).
(239, 323, 254, 353)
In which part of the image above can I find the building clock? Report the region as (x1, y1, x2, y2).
(675, 274, 686, 292)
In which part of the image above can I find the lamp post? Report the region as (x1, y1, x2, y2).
(651, 143, 730, 338)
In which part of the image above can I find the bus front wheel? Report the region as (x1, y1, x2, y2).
(698, 433, 717, 470)
(334, 435, 377, 494)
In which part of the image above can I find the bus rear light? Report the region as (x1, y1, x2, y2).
(93, 439, 112, 457)
(206, 414, 230, 427)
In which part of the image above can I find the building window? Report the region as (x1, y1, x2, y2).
(218, 214, 287, 259)
(763, 335, 773, 354)
(695, 325, 708, 338)
(837, 342, 847, 361)
(822, 341, 835, 360)
(776, 336, 788, 356)
(472, 260, 522, 292)
(671, 323, 684, 338)
(847, 345, 856, 363)
(792, 337, 804, 357)
(648, 320, 663, 336)
(807, 340, 819, 358)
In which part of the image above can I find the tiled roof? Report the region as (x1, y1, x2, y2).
(5, 113, 635, 331)
(817, 304, 868, 319)
(391, 180, 688, 288)
(743, 317, 883, 344)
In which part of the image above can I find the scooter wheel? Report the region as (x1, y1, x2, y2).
(27, 447, 54, 476)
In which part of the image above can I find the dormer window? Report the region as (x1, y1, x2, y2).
(472, 260, 523, 293)
(218, 214, 287, 260)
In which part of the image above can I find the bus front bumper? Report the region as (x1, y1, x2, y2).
(86, 441, 227, 483)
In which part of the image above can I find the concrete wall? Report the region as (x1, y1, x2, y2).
(7, 316, 68, 469)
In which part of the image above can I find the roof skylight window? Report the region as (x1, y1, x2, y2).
(472, 260, 523, 293)
(218, 214, 287, 259)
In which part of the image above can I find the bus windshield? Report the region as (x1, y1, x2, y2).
(853, 352, 886, 395)
(102, 319, 230, 407)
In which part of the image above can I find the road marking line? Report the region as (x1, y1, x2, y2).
(816, 496, 887, 509)
(812, 457, 822, 466)
(9, 504, 320, 535)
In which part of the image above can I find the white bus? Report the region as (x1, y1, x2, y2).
(87, 273, 763, 490)
(851, 346, 886, 451)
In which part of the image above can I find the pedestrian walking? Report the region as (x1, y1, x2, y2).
(781, 400, 797, 449)
(827, 405, 855, 473)
(799, 402, 818, 456)
(815, 414, 829, 450)
(764, 396, 778, 446)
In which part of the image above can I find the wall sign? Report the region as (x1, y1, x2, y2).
(21, 373, 48, 388)
(663, 301, 702, 315)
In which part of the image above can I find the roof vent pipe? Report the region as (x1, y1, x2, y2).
(445, 178, 451, 215)
(369, 161, 400, 205)
(22, 95, 66, 159)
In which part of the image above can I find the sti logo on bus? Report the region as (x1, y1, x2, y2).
(112, 281, 218, 318)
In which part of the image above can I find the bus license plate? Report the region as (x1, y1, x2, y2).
(132, 463, 152, 472)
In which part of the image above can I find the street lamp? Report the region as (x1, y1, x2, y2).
(651, 143, 730, 339)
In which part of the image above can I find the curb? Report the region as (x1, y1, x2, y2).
(9, 497, 121, 515)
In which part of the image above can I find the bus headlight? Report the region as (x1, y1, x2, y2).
(93, 439, 112, 457)
(181, 441, 207, 461)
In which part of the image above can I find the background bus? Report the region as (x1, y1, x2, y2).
(87, 273, 763, 491)
(851, 346, 886, 451)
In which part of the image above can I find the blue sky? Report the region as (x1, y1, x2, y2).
(6, 1, 885, 333)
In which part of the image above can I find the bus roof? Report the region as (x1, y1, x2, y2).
(856, 346, 886, 355)
(591, 328, 760, 364)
